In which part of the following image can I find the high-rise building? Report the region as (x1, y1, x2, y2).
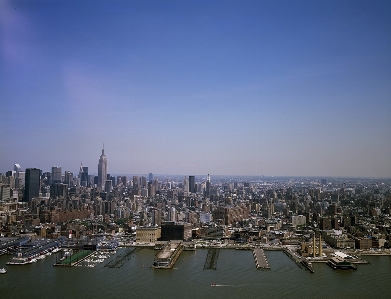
(189, 176, 195, 193)
(79, 162, 89, 186)
(122, 176, 128, 186)
(133, 176, 139, 190)
(17, 171, 25, 188)
(183, 176, 189, 193)
(24, 168, 41, 202)
(14, 164, 22, 173)
(52, 166, 62, 184)
(64, 171, 73, 187)
(105, 180, 112, 193)
(98, 146, 108, 190)
(14, 164, 22, 188)
(140, 176, 147, 188)
(149, 173, 153, 183)
(205, 174, 211, 197)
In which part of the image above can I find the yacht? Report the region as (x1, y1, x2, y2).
(0, 268, 7, 274)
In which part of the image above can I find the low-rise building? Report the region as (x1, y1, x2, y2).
(136, 227, 161, 243)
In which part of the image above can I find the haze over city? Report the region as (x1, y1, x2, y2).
(1, 0, 390, 177)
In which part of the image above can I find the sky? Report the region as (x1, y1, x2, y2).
(0, 0, 390, 178)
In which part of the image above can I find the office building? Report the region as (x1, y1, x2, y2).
(140, 176, 147, 188)
(79, 163, 88, 186)
(183, 176, 189, 193)
(205, 174, 211, 197)
(24, 168, 41, 202)
(189, 175, 195, 193)
(133, 176, 139, 190)
(105, 180, 112, 193)
(52, 166, 62, 184)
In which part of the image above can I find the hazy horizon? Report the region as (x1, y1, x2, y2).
(1, 0, 390, 178)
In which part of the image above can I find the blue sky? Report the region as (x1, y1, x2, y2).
(1, 0, 390, 177)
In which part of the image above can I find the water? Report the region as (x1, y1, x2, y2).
(1, 249, 390, 299)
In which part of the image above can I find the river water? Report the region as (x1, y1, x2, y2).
(1, 249, 390, 299)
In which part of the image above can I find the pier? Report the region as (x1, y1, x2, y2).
(203, 248, 220, 270)
(151, 241, 183, 269)
(54, 250, 95, 267)
(105, 248, 136, 268)
(253, 249, 270, 270)
(283, 249, 303, 269)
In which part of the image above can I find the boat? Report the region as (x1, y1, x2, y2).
(211, 283, 216, 287)
(0, 268, 7, 274)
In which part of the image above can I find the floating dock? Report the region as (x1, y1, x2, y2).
(253, 249, 270, 270)
(151, 241, 183, 269)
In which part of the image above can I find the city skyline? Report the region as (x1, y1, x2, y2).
(1, 0, 390, 178)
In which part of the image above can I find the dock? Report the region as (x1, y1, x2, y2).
(104, 248, 136, 268)
(54, 250, 95, 267)
(253, 249, 270, 270)
(151, 241, 183, 269)
(283, 249, 303, 269)
(203, 248, 220, 270)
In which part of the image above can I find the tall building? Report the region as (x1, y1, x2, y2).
(98, 146, 108, 190)
(14, 164, 22, 188)
(140, 176, 147, 188)
(183, 176, 189, 193)
(133, 176, 139, 190)
(189, 175, 195, 193)
(79, 162, 88, 186)
(52, 166, 62, 184)
(105, 180, 112, 193)
(148, 173, 153, 183)
(205, 174, 211, 197)
(24, 168, 41, 202)
(122, 176, 128, 186)
(14, 163, 26, 189)
(14, 164, 22, 173)
(64, 171, 73, 187)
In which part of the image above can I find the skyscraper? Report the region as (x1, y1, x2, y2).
(183, 176, 189, 193)
(133, 176, 139, 190)
(189, 175, 195, 193)
(79, 162, 89, 187)
(205, 174, 211, 197)
(24, 168, 41, 202)
(52, 166, 62, 184)
(98, 146, 108, 190)
(14, 163, 23, 188)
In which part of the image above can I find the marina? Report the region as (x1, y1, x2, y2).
(6, 238, 64, 265)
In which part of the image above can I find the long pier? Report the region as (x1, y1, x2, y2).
(253, 249, 270, 270)
(105, 248, 136, 268)
(151, 241, 183, 269)
(203, 248, 220, 270)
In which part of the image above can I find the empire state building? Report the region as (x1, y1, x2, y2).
(98, 146, 107, 190)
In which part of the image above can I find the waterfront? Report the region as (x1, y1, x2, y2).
(1, 249, 391, 299)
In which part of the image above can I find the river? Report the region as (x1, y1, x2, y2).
(1, 249, 390, 299)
